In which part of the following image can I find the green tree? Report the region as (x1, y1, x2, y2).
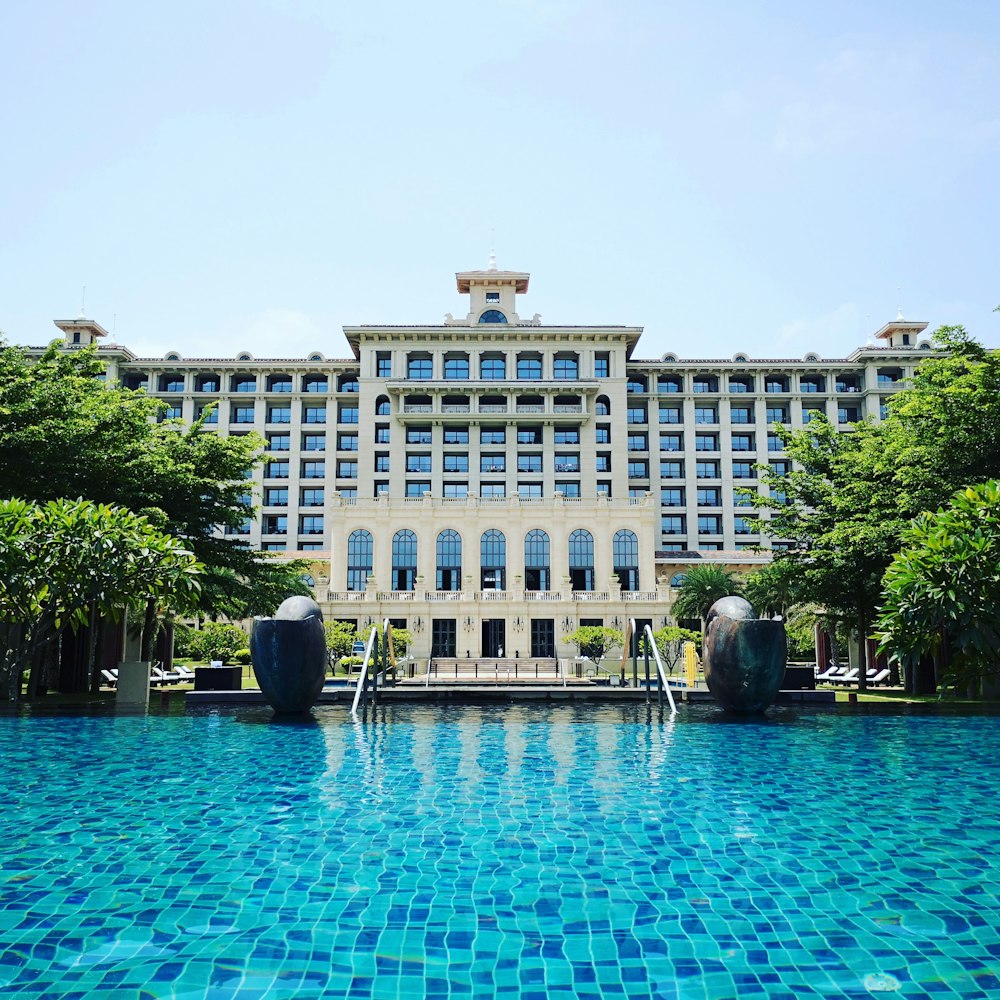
(324, 620, 358, 666)
(185, 622, 249, 664)
(671, 565, 743, 630)
(0, 498, 202, 700)
(0, 341, 310, 629)
(876, 480, 1000, 696)
(742, 560, 802, 619)
(563, 626, 624, 669)
(648, 625, 701, 674)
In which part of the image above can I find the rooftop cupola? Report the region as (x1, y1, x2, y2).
(54, 316, 110, 347)
(447, 250, 538, 326)
(871, 311, 929, 349)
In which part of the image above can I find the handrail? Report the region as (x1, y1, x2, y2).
(351, 618, 396, 715)
(619, 618, 677, 713)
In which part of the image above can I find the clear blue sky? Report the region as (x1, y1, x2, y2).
(2, 1, 997, 361)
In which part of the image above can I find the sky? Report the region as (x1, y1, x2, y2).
(1, 0, 998, 362)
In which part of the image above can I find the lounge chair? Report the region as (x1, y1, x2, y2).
(815, 663, 844, 682)
(100, 669, 117, 688)
(832, 667, 860, 684)
(869, 668, 891, 686)
(174, 665, 196, 682)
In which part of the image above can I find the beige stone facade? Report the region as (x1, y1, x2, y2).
(38, 261, 930, 661)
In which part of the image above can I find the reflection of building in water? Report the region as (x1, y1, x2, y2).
(39, 262, 927, 661)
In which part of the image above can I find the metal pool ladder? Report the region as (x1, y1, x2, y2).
(351, 617, 396, 715)
(619, 618, 678, 714)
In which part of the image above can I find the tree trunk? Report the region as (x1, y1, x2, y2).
(88, 612, 105, 694)
(139, 598, 158, 663)
(857, 610, 868, 692)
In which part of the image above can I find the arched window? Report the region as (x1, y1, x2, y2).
(613, 529, 639, 592)
(479, 309, 508, 324)
(568, 529, 595, 592)
(595, 395, 611, 416)
(300, 574, 315, 588)
(347, 529, 373, 591)
(670, 572, 687, 587)
(436, 529, 462, 591)
(376, 395, 391, 416)
(392, 529, 417, 592)
(480, 529, 506, 590)
(524, 529, 550, 592)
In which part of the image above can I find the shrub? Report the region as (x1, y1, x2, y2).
(234, 648, 251, 665)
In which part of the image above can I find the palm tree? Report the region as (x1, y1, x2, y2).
(671, 565, 743, 631)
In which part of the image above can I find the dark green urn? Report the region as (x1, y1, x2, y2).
(250, 596, 327, 714)
(703, 596, 787, 713)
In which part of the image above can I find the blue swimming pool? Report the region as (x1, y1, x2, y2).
(1, 703, 999, 998)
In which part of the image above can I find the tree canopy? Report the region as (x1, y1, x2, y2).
(876, 480, 1000, 694)
(0, 498, 202, 700)
(0, 341, 311, 621)
(670, 565, 743, 629)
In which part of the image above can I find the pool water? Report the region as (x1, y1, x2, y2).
(1, 703, 999, 998)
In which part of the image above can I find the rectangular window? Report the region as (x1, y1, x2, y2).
(659, 433, 682, 452)
(265, 461, 289, 479)
(734, 488, 754, 507)
(597, 481, 612, 497)
(374, 453, 390, 472)
(405, 481, 431, 497)
(267, 433, 290, 451)
(734, 517, 754, 535)
(594, 352, 610, 378)
(263, 514, 287, 535)
(660, 460, 683, 478)
(517, 356, 542, 380)
(661, 488, 684, 506)
(556, 481, 580, 497)
(443, 483, 468, 498)
(480, 356, 506, 379)
(375, 424, 390, 444)
(731, 406, 753, 425)
(695, 434, 718, 451)
(336, 405, 357, 424)
(627, 433, 648, 451)
(517, 454, 543, 473)
(553, 355, 579, 380)
(262, 542, 286, 551)
(697, 515, 721, 534)
(661, 515, 685, 535)
(337, 433, 358, 451)
(731, 434, 753, 452)
(596, 453, 611, 473)
(232, 405, 254, 424)
(163, 405, 183, 420)
(376, 352, 392, 377)
(554, 453, 580, 473)
(518, 483, 543, 498)
(407, 355, 432, 379)
(481, 426, 506, 444)
(696, 461, 720, 478)
(769, 460, 790, 475)
(626, 406, 647, 425)
(697, 488, 721, 506)
(301, 488, 324, 506)
(407, 426, 432, 444)
(659, 406, 681, 425)
(303, 405, 327, 424)
(694, 407, 717, 424)
(732, 461, 755, 479)
(406, 454, 432, 473)
(767, 433, 783, 452)
(481, 455, 506, 473)
(264, 488, 288, 506)
(554, 427, 580, 445)
(195, 404, 218, 424)
(335, 461, 356, 478)
(300, 515, 324, 535)
(517, 426, 543, 445)
(444, 454, 469, 473)
(302, 433, 326, 451)
(766, 406, 788, 424)
(303, 460, 326, 479)
(802, 406, 820, 424)
(481, 483, 506, 498)
(443, 427, 469, 445)
(693, 377, 718, 393)
(628, 461, 648, 479)
(596, 424, 611, 444)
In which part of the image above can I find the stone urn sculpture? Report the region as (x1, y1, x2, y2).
(702, 596, 787, 713)
(251, 595, 327, 714)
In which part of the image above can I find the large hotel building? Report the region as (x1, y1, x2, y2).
(48, 260, 929, 662)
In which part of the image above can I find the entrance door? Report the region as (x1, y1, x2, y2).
(431, 619, 456, 658)
(531, 619, 555, 658)
(482, 619, 506, 658)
